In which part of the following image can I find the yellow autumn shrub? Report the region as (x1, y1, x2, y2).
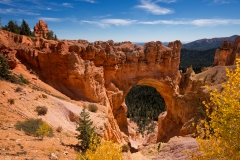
(76, 134, 123, 160)
(189, 59, 240, 159)
(36, 122, 51, 140)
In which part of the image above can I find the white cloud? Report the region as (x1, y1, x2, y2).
(93, 14, 111, 19)
(79, 0, 96, 3)
(191, 19, 240, 26)
(136, 0, 174, 15)
(81, 19, 136, 28)
(139, 20, 187, 25)
(39, 17, 62, 22)
(39, 17, 78, 22)
(213, 0, 229, 4)
(0, 8, 39, 15)
(208, 0, 237, 5)
(62, 3, 73, 7)
(139, 18, 240, 26)
(80, 18, 240, 27)
(155, 0, 176, 3)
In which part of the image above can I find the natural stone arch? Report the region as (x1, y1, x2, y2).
(7, 30, 204, 144)
(113, 78, 179, 142)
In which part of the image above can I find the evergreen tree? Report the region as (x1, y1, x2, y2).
(46, 30, 57, 40)
(0, 54, 11, 80)
(76, 107, 96, 151)
(20, 19, 32, 36)
(4, 20, 20, 34)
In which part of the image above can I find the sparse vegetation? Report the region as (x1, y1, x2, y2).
(36, 122, 52, 140)
(15, 119, 53, 137)
(19, 74, 29, 84)
(35, 106, 48, 116)
(121, 144, 130, 152)
(76, 107, 97, 151)
(8, 98, 15, 105)
(15, 86, 23, 92)
(88, 104, 98, 113)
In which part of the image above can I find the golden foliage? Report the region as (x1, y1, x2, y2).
(76, 134, 123, 160)
(36, 122, 51, 139)
(189, 59, 240, 159)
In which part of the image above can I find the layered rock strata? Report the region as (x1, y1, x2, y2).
(1, 29, 238, 144)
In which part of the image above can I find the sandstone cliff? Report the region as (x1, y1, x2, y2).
(1, 29, 239, 145)
(212, 36, 240, 66)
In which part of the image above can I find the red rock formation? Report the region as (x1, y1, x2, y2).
(2, 30, 238, 144)
(34, 20, 49, 38)
(212, 41, 233, 66)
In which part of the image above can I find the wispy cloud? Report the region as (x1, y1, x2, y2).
(80, 18, 240, 27)
(39, 17, 78, 22)
(208, 0, 237, 5)
(81, 19, 136, 28)
(93, 14, 111, 19)
(39, 17, 62, 22)
(191, 19, 240, 26)
(0, 8, 39, 15)
(155, 0, 176, 3)
(139, 20, 187, 25)
(139, 18, 240, 26)
(78, 0, 97, 3)
(62, 3, 74, 8)
(136, 0, 174, 15)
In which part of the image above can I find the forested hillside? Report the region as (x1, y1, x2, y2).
(125, 85, 166, 135)
(180, 48, 216, 73)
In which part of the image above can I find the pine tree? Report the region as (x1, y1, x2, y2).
(4, 20, 20, 34)
(20, 19, 32, 36)
(0, 54, 11, 80)
(76, 107, 96, 151)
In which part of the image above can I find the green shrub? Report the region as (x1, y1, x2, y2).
(19, 74, 29, 84)
(15, 86, 23, 92)
(35, 106, 48, 116)
(8, 98, 15, 105)
(88, 104, 98, 113)
(15, 119, 53, 137)
(121, 144, 130, 152)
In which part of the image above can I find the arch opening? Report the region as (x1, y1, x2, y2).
(125, 85, 167, 136)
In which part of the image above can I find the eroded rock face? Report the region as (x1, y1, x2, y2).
(34, 20, 49, 38)
(2, 30, 237, 144)
(212, 41, 233, 66)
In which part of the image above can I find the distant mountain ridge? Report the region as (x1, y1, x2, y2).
(182, 35, 238, 50)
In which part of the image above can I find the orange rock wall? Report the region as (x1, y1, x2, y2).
(2, 30, 238, 143)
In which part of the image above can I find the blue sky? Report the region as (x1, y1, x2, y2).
(0, 0, 239, 42)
